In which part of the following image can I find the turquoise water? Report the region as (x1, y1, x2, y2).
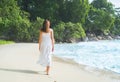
(54, 40, 120, 74)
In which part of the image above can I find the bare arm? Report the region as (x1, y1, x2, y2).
(39, 30, 42, 51)
(51, 29, 55, 52)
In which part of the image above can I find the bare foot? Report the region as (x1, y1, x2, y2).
(46, 72, 49, 75)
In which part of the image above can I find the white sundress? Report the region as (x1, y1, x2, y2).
(37, 32, 52, 67)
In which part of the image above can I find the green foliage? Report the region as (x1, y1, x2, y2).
(57, 0, 90, 24)
(0, 40, 14, 45)
(30, 17, 44, 42)
(54, 22, 65, 42)
(0, 0, 31, 42)
(111, 11, 120, 35)
(0, 0, 20, 19)
(54, 22, 86, 42)
(85, 7, 115, 35)
(18, 0, 90, 24)
(15, 19, 31, 41)
(0, 0, 120, 43)
(91, 0, 114, 14)
(64, 22, 86, 41)
(18, 0, 59, 22)
(84, 0, 115, 35)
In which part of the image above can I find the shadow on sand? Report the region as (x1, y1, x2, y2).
(0, 68, 45, 75)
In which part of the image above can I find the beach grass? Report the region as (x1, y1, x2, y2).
(0, 40, 15, 45)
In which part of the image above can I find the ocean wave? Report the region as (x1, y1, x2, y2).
(54, 40, 120, 74)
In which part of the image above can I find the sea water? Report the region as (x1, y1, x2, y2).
(54, 40, 120, 74)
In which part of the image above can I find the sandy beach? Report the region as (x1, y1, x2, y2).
(0, 43, 120, 82)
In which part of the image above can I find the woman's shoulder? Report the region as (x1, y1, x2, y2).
(50, 28, 53, 32)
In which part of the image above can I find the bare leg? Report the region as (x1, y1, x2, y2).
(46, 66, 50, 75)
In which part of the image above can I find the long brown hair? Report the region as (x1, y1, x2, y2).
(41, 19, 50, 32)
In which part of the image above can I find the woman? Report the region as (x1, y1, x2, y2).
(37, 19, 55, 75)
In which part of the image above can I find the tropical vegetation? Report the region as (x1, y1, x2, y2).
(0, 0, 120, 42)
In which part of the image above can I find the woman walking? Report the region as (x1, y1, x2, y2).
(37, 19, 55, 75)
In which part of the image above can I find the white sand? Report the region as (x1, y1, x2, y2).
(0, 43, 120, 82)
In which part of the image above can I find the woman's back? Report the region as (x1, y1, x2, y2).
(41, 32, 52, 46)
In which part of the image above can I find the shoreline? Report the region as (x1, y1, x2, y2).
(53, 55, 120, 80)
